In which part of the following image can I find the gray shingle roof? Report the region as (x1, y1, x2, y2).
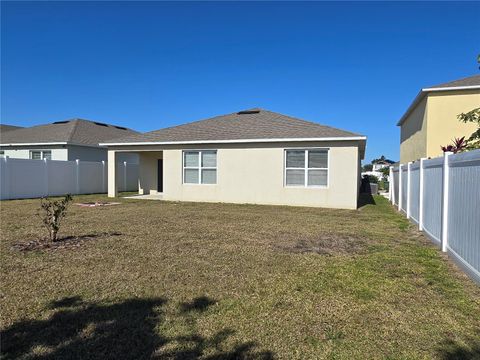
(0, 124, 23, 133)
(103, 108, 363, 144)
(0, 119, 139, 146)
(427, 74, 480, 89)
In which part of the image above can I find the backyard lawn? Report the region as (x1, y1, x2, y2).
(1, 195, 479, 359)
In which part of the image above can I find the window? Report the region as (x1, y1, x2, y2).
(0, 151, 4, 158)
(183, 150, 217, 184)
(285, 149, 328, 187)
(30, 150, 51, 160)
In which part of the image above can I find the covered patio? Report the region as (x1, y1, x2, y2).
(108, 149, 163, 198)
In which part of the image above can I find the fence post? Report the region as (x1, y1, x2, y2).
(418, 158, 426, 231)
(389, 166, 394, 203)
(441, 152, 452, 253)
(75, 159, 80, 194)
(398, 164, 402, 211)
(3, 156, 9, 200)
(123, 161, 127, 192)
(102, 160, 106, 193)
(406, 162, 412, 219)
(44, 158, 49, 197)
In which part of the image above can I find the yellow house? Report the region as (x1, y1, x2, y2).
(398, 74, 480, 163)
(101, 109, 366, 209)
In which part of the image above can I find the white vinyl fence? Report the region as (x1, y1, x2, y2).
(389, 149, 480, 284)
(0, 157, 138, 200)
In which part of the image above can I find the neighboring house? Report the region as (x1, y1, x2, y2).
(0, 119, 139, 163)
(372, 160, 394, 172)
(101, 108, 366, 209)
(398, 74, 480, 163)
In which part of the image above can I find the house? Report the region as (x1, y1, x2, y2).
(101, 109, 366, 209)
(372, 159, 394, 172)
(398, 74, 480, 163)
(0, 118, 139, 163)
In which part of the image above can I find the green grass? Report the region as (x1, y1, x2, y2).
(1, 195, 479, 359)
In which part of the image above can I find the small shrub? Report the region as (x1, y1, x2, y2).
(38, 194, 73, 242)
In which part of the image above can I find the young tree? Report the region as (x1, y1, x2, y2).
(38, 194, 73, 242)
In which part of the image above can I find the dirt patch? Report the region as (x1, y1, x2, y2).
(11, 232, 122, 252)
(274, 233, 368, 255)
(75, 201, 121, 207)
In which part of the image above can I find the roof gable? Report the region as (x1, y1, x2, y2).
(397, 74, 480, 126)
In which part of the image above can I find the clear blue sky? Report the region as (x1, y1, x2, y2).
(2, 1, 479, 163)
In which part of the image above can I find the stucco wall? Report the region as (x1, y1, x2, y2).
(1, 146, 68, 160)
(400, 97, 428, 163)
(426, 90, 479, 159)
(125, 141, 361, 209)
(67, 145, 139, 163)
(399, 89, 480, 163)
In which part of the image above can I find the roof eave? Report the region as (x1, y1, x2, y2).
(99, 136, 367, 147)
(396, 85, 480, 126)
(0, 141, 103, 148)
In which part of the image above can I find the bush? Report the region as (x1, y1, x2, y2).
(38, 194, 73, 242)
(363, 174, 378, 184)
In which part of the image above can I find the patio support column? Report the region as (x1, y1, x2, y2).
(108, 150, 118, 198)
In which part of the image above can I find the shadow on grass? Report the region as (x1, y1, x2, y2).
(357, 193, 376, 209)
(437, 332, 480, 360)
(1, 296, 274, 360)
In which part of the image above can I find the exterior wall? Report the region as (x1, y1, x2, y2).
(129, 141, 359, 209)
(67, 145, 138, 163)
(399, 89, 480, 163)
(425, 90, 479, 159)
(400, 96, 428, 163)
(1, 146, 68, 160)
(67, 145, 107, 162)
(1, 145, 138, 163)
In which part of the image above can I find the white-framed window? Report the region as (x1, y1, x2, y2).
(183, 150, 217, 184)
(30, 150, 52, 160)
(285, 149, 329, 187)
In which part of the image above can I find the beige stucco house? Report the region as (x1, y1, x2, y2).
(101, 109, 366, 209)
(398, 74, 480, 163)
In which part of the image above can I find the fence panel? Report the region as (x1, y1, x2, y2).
(409, 162, 420, 224)
(6, 159, 47, 199)
(48, 160, 76, 196)
(0, 158, 137, 199)
(422, 157, 443, 244)
(390, 149, 480, 284)
(447, 150, 480, 280)
(401, 166, 408, 213)
(392, 167, 399, 206)
(125, 163, 139, 191)
(78, 161, 105, 194)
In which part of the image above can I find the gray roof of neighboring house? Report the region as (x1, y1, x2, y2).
(101, 108, 364, 145)
(0, 124, 24, 133)
(426, 74, 480, 89)
(397, 74, 480, 126)
(0, 119, 139, 147)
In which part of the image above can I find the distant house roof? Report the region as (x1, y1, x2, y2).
(100, 108, 365, 146)
(0, 124, 24, 133)
(397, 74, 480, 126)
(0, 119, 139, 147)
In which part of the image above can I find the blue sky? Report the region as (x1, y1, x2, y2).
(1, 1, 479, 163)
